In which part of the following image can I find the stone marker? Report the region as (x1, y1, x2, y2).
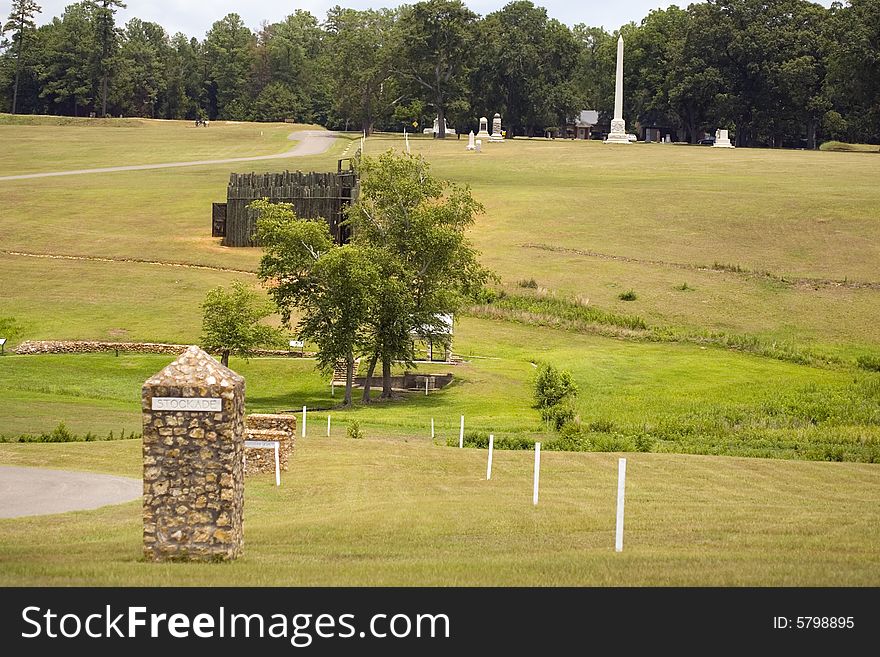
(489, 113, 504, 142)
(713, 128, 734, 148)
(476, 116, 490, 140)
(466, 130, 476, 151)
(475, 139, 482, 153)
(142, 346, 245, 562)
(244, 413, 296, 476)
(605, 35, 630, 144)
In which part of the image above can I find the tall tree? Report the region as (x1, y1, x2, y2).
(37, 3, 96, 116)
(324, 7, 397, 134)
(394, 0, 479, 138)
(347, 151, 492, 396)
(255, 200, 379, 407)
(200, 281, 282, 367)
(90, 0, 124, 116)
(204, 13, 256, 119)
(3, 0, 42, 114)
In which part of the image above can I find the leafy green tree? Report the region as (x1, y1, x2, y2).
(253, 81, 301, 121)
(347, 151, 492, 397)
(36, 3, 96, 116)
(255, 200, 379, 406)
(89, 0, 124, 116)
(394, 0, 479, 138)
(324, 7, 397, 134)
(113, 18, 169, 117)
(475, 2, 582, 136)
(3, 0, 41, 114)
(200, 281, 283, 368)
(204, 13, 256, 119)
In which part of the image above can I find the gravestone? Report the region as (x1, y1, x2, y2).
(713, 129, 734, 148)
(142, 346, 245, 562)
(466, 131, 476, 151)
(489, 113, 504, 142)
(476, 117, 490, 140)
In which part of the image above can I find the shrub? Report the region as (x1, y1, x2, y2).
(618, 289, 637, 301)
(0, 423, 139, 443)
(347, 420, 364, 440)
(518, 278, 539, 289)
(674, 282, 694, 291)
(533, 363, 578, 409)
(587, 418, 616, 433)
(541, 403, 575, 430)
(856, 355, 880, 372)
(634, 433, 656, 452)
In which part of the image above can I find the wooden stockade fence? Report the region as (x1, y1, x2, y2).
(216, 169, 360, 247)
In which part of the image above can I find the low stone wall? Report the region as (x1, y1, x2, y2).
(347, 372, 454, 391)
(244, 413, 296, 476)
(15, 340, 313, 358)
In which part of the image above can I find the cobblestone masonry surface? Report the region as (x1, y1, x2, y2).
(244, 414, 296, 476)
(142, 346, 245, 562)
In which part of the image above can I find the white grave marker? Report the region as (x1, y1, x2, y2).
(302, 405, 307, 438)
(459, 415, 464, 448)
(327, 414, 331, 437)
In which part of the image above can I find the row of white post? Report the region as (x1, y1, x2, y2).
(303, 406, 628, 550)
(458, 415, 627, 552)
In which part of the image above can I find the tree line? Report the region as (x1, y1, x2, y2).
(2, 0, 878, 146)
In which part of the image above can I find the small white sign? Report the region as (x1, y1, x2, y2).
(290, 340, 304, 348)
(0, 338, 6, 346)
(151, 397, 222, 412)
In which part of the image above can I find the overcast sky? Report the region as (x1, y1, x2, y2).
(4, 1, 728, 37)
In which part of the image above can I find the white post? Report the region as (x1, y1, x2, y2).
(273, 442, 280, 487)
(459, 415, 464, 448)
(487, 434, 494, 480)
(615, 458, 627, 552)
(302, 405, 307, 438)
(331, 382, 335, 397)
(327, 415, 331, 437)
(431, 418, 435, 439)
(533, 442, 541, 506)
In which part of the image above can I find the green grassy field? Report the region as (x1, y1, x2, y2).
(0, 118, 878, 585)
(1, 438, 878, 586)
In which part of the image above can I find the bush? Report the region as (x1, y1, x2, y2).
(587, 418, 616, 433)
(0, 423, 138, 443)
(618, 289, 637, 301)
(518, 278, 539, 289)
(541, 403, 575, 430)
(856, 355, 880, 372)
(533, 363, 578, 409)
(634, 433, 656, 452)
(347, 420, 364, 440)
(674, 282, 694, 291)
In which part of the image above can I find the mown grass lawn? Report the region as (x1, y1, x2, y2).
(1, 437, 878, 586)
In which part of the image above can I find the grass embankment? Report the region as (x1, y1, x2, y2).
(1, 437, 878, 586)
(819, 140, 880, 153)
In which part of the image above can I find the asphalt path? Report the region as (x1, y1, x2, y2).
(0, 466, 141, 518)
(0, 129, 338, 182)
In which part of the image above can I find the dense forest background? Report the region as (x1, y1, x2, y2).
(1, 0, 878, 146)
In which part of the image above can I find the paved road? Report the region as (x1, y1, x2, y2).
(0, 129, 338, 182)
(0, 466, 141, 518)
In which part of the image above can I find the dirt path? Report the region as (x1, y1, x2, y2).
(0, 249, 256, 275)
(0, 466, 141, 518)
(0, 129, 338, 182)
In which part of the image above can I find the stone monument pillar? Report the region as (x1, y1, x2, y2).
(476, 116, 490, 140)
(713, 129, 734, 148)
(605, 35, 629, 144)
(489, 113, 504, 142)
(466, 130, 476, 151)
(142, 346, 245, 562)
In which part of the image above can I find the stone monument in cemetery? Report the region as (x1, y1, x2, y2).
(142, 346, 245, 562)
(476, 116, 490, 140)
(713, 128, 734, 148)
(466, 130, 476, 151)
(605, 35, 630, 144)
(424, 116, 456, 136)
(489, 113, 504, 142)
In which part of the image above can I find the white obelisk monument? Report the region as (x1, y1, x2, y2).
(605, 35, 630, 144)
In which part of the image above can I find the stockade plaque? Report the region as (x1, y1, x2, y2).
(142, 346, 245, 562)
